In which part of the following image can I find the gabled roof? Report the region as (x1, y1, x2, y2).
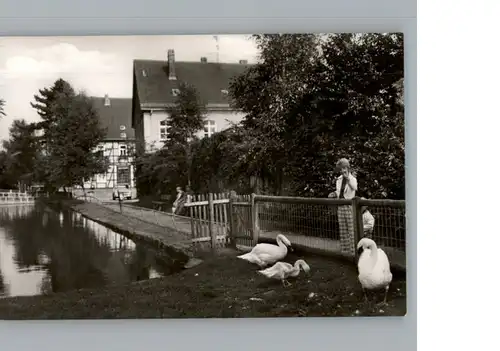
(133, 59, 251, 109)
(90, 97, 135, 141)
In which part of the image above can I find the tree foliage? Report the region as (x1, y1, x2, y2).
(227, 34, 322, 193)
(0, 98, 6, 118)
(31, 79, 74, 128)
(30, 79, 108, 191)
(134, 33, 405, 199)
(164, 82, 207, 146)
(0, 119, 39, 188)
(189, 125, 253, 193)
(279, 33, 405, 198)
(0, 152, 11, 188)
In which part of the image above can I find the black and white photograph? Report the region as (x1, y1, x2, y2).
(0, 33, 406, 319)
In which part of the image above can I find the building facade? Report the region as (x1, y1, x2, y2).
(82, 95, 135, 189)
(132, 49, 250, 154)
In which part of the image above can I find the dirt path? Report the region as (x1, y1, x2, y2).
(102, 203, 193, 234)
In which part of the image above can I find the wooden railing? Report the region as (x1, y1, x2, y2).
(184, 193, 231, 249)
(0, 191, 37, 204)
(185, 192, 406, 270)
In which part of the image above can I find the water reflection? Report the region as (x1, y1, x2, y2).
(0, 203, 182, 298)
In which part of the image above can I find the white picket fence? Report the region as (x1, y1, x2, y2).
(184, 193, 232, 249)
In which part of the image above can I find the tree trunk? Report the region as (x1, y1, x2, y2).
(186, 143, 192, 188)
(81, 183, 87, 201)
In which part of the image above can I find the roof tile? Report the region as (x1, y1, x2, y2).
(133, 59, 251, 107)
(90, 97, 135, 141)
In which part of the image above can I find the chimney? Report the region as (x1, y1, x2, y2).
(167, 49, 176, 80)
(239, 59, 248, 64)
(200, 57, 207, 63)
(104, 94, 110, 106)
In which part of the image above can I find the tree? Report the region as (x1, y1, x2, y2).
(0, 98, 6, 118)
(0, 150, 15, 189)
(188, 124, 262, 194)
(227, 33, 404, 198)
(30, 80, 108, 193)
(31, 79, 74, 129)
(164, 82, 206, 145)
(307, 33, 405, 198)
(164, 82, 206, 188)
(31, 78, 75, 153)
(43, 91, 109, 193)
(1, 119, 39, 189)
(229, 34, 322, 194)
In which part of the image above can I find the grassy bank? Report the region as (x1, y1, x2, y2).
(0, 250, 406, 319)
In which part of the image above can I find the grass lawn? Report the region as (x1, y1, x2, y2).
(0, 251, 406, 319)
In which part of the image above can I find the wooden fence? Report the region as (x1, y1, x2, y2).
(185, 193, 229, 249)
(185, 193, 406, 270)
(0, 191, 37, 205)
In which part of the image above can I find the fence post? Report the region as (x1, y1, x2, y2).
(351, 197, 364, 262)
(251, 193, 259, 245)
(118, 193, 124, 213)
(228, 191, 236, 248)
(189, 205, 195, 240)
(208, 193, 216, 249)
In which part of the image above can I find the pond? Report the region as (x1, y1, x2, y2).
(0, 204, 183, 298)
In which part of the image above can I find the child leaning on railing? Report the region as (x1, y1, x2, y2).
(360, 197, 375, 238)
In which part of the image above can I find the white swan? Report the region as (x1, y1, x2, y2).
(258, 259, 310, 287)
(237, 234, 292, 268)
(357, 238, 393, 305)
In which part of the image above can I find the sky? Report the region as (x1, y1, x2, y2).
(0, 34, 259, 142)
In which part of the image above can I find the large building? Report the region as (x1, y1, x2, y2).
(82, 95, 135, 189)
(132, 49, 250, 153)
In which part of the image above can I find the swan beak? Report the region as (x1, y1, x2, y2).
(357, 247, 364, 256)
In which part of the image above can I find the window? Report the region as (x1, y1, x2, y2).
(160, 119, 170, 141)
(204, 120, 217, 138)
(172, 88, 180, 96)
(119, 145, 127, 156)
(120, 132, 127, 138)
(120, 125, 126, 131)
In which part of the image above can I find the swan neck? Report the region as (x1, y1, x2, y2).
(368, 247, 378, 265)
(295, 261, 305, 271)
(276, 236, 285, 248)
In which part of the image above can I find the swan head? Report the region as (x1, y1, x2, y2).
(296, 259, 311, 275)
(277, 234, 293, 251)
(357, 237, 377, 255)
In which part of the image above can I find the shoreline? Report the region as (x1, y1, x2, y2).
(0, 251, 407, 319)
(48, 199, 202, 269)
(0, 199, 407, 319)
